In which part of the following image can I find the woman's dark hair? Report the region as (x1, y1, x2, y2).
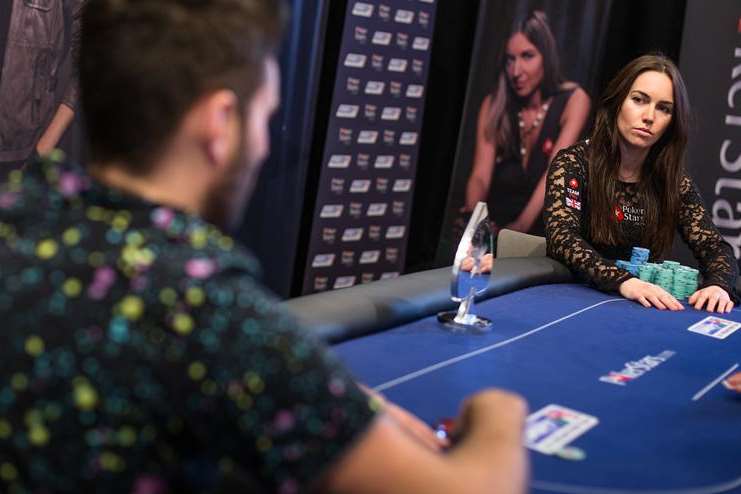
(80, 0, 285, 172)
(484, 10, 565, 158)
(588, 54, 690, 257)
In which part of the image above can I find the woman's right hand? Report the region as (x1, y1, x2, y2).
(618, 278, 684, 311)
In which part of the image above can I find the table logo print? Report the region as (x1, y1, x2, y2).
(599, 350, 675, 386)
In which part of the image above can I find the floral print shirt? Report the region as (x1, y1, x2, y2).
(0, 156, 376, 493)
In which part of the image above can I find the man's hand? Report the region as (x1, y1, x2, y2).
(359, 383, 447, 452)
(36, 104, 75, 156)
(385, 399, 449, 451)
(618, 278, 684, 311)
(723, 372, 741, 393)
(688, 285, 734, 313)
(454, 389, 528, 446)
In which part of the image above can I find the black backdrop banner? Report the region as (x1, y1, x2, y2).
(301, 0, 437, 295)
(676, 0, 741, 270)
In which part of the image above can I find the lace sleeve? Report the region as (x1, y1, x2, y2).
(677, 175, 738, 297)
(544, 145, 633, 292)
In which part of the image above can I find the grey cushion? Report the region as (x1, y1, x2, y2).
(496, 228, 547, 258)
(280, 257, 572, 343)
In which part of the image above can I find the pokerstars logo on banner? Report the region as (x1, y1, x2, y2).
(352, 2, 373, 18)
(334, 276, 357, 289)
(599, 350, 675, 386)
(395, 9, 414, 24)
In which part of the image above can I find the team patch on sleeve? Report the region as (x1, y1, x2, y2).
(565, 177, 581, 210)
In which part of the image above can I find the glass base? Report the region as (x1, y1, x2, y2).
(436, 311, 493, 333)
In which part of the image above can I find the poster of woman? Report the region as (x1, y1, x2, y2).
(438, 0, 613, 262)
(464, 10, 590, 234)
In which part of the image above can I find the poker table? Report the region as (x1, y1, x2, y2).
(282, 258, 741, 494)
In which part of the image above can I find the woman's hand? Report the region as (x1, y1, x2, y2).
(688, 285, 734, 313)
(461, 253, 493, 273)
(618, 278, 684, 310)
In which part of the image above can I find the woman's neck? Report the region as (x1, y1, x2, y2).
(522, 90, 543, 110)
(618, 138, 649, 182)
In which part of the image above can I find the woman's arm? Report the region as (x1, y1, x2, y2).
(544, 145, 632, 290)
(677, 175, 738, 311)
(506, 88, 590, 232)
(463, 95, 498, 212)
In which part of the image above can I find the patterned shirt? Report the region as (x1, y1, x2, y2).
(544, 141, 738, 295)
(0, 156, 376, 493)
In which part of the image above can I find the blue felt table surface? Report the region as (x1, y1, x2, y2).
(332, 283, 741, 493)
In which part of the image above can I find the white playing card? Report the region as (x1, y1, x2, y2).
(687, 316, 741, 340)
(524, 404, 599, 455)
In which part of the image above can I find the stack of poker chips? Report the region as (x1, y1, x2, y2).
(616, 247, 700, 300)
(671, 266, 700, 299)
(614, 247, 650, 276)
(637, 262, 662, 282)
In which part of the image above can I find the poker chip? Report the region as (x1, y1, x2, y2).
(638, 263, 658, 283)
(630, 247, 650, 265)
(671, 265, 699, 299)
(624, 262, 640, 275)
(555, 446, 586, 461)
(434, 418, 455, 441)
(655, 266, 674, 294)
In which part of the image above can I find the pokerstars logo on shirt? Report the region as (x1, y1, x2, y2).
(613, 204, 645, 225)
(613, 205, 624, 222)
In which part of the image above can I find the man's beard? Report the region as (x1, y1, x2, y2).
(202, 135, 259, 233)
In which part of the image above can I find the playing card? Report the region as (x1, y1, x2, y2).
(687, 316, 741, 340)
(524, 404, 599, 455)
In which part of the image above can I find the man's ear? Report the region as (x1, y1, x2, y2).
(200, 89, 240, 169)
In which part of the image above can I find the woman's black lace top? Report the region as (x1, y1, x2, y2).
(544, 141, 738, 296)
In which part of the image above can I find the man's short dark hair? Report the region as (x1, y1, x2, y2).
(80, 0, 284, 171)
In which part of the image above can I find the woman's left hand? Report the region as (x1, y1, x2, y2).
(688, 285, 734, 313)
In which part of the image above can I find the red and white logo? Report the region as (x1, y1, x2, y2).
(614, 205, 624, 222)
(569, 178, 579, 190)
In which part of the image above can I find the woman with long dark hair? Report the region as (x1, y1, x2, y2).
(544, 54, 737, 312)
(463, 10, 590, 235)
